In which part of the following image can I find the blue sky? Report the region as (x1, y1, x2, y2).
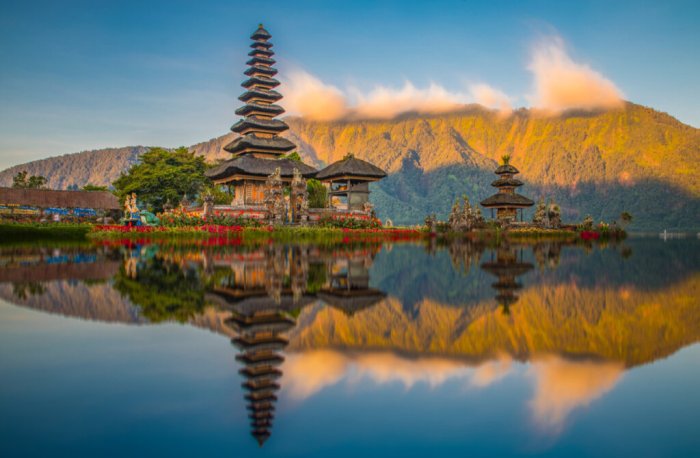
(1, 0, 699, 169)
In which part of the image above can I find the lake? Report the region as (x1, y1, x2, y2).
(1, 237, 699, 457)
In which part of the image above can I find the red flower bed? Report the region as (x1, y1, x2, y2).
(580, 231, 600, 240)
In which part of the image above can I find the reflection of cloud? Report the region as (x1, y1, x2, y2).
(281, 350, 513, 400)
(351, 353, 471, 388)
(282, 350, 347, 400)
(528, 356, 623, 433)
(471, 357, 513, 387)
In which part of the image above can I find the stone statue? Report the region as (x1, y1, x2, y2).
(203, 194, 214, 218)
(264, 167, 285, 224)
(291, 168, 309, 223)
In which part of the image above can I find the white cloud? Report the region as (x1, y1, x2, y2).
(527, 36, 624, 112)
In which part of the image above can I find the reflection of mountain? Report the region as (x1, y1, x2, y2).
(0, 245, 142, 323)
(0, 282, 143, 323)
(288, 272, 700, 367)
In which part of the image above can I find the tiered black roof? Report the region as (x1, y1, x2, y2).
(481, 248, 534, 312)
(226, 304, 294, 448)
(480, 159, 534, 209)
(316, 155, 388, 181)
(217, 24, 296, 161)
(207, 155, 317, 181)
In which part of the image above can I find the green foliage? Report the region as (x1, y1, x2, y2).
(620, 211, 633, 225)
(199, 184, 231, 205)
(307, 178, 327, 208)
(12, 171, 47, 189)
(82, 184, 108, 191)
(283, 151, 302, 162)
(113, 257, 205, 323)
(113, 147, 208, 213)
(318, 215, 382, 229)
(158, 211, 262, 228)
(0, 223, 91, 242)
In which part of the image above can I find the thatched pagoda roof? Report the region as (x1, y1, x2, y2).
(245, 65, 277, 77)
(239, 88, 282, 103)
(317, 289, 387, 315)
(206, 156, 317, 180)
(480, 193, 534, 208)
(222, 135, 296, 155)
(231, 118, 289, 134)
(248, 48, 274, 58)
(0, 187, 120, 210)
(242, 75, 280, 89)
(491, 177, 524, 187)
(235, 103, 285, 117)
(315, 156, 387, 181)
(481, 261, 534, 277)
(246, 56, 276, 67)
(495, 164, 520, 175)
(251, 25, 271, 40)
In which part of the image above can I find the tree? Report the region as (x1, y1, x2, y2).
(82, 184, 108, 192)
(113, 147, 208, 212)
(620, 211, 633, 227)
(284, 151, 302, 162)
(307, 178, 327, 208)
(199, 184, 231, 205)
(12, 171, 47, 189)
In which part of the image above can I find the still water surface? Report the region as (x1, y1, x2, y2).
(0, 238, 699, 457)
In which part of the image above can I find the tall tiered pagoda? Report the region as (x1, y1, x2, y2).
(206, 25, 317, 207)
(480, 156, 534, 223)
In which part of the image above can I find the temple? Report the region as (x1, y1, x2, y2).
(202, 25, 386, 224)
(205, 25, 317, 208)
(480, 156, 534, 224)
(316, 153, 387, 211)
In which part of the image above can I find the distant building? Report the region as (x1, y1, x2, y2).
(480, 156, 534, 223)
(0, 187, 120, 220)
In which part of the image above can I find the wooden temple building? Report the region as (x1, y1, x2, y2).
(203, 25, 386, 221)
(205, 25, 317, 207)
(480, 157, 534, 224)
(315, 153, 387, 211)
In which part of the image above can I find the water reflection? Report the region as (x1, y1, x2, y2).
(0, 238, 699, 448)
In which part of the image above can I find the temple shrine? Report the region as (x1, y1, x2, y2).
(205, 25, 317, 213)
(204, 25, 386, 223)
(480, 155, 534, 224)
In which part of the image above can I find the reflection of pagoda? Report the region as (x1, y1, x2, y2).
(317, 251, 386, 316)
(481, 245, 534, 314)
(227, 302, 295, 446)
(206, 246, 316, 447)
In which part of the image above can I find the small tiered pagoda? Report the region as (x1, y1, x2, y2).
(206, 25, 317, 207)
(480, 155, 534, 223)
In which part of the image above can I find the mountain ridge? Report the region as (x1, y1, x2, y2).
(1, 102, 698, 230)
